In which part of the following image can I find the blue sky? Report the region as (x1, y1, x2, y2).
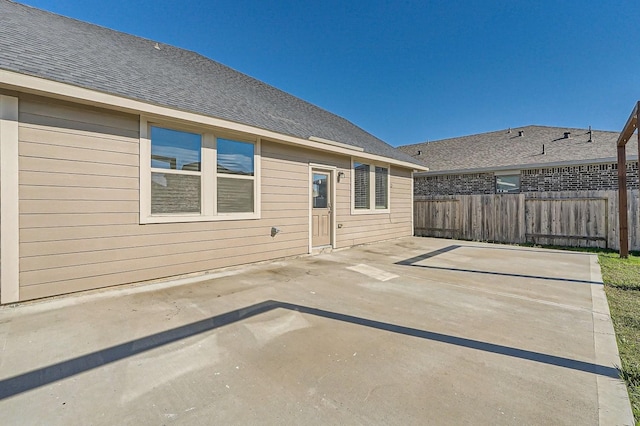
(19, 0, 640, 146)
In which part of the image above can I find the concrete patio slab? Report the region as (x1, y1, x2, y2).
(0, 237, 633, 425)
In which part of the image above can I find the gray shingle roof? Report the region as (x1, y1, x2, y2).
(397, 125, 637, 173)
(0, 0, 422, 166)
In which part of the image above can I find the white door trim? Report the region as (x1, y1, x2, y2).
(308, 164, 337, 253)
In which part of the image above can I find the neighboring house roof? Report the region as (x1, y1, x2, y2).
(397, 125, 638, 174)
(0, 1, 422, 167)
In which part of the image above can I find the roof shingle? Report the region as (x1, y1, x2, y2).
(0, 0, 421, 166)
(397, 125, 637, 173)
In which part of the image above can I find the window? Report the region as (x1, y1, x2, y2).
(496, 174, 520, 193)
(141, 121, 259, 223)
(354, 162, 370, 209)
(352, 160, 390, 213)
(375, 166, 388, 209)
(217, 138, 255, 213)
(150, 126, 202, 214)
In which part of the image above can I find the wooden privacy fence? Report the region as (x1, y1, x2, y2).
(414, 190, 640, 251)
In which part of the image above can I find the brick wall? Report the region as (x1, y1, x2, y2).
(520, 161, 639, 192)
(414, 172, 494, 196)
(415, 161, 639, 196)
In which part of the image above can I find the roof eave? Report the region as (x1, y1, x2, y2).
(1, 69, 426, 170)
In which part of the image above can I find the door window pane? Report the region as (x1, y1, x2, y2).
(313, 174, 328, 208)
(151, 126, 201, 171)
(217, 178, 254, 213)
(151, 172, 201, 214)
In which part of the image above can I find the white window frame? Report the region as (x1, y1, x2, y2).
(350, 158, 391, 214)
(495, 170, 520, 194)
(140, 117, 261, 223)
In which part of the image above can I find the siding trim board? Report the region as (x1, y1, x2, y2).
(0, 95, 20, 304)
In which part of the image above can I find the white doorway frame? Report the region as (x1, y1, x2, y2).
(308, 163, 337, 253)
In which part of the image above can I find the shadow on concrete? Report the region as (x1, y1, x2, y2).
(0, 300, 618, 400)
(395, 246, 601, 285)
(395, 245, 461, 264)
(400, 263, 601, 285)
(461, 245, 597, 256)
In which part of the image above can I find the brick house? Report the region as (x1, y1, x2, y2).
(397, 125, 639, 197)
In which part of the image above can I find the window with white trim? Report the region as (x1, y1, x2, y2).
(216, 138, 255, 213)
(142, 122, 259, 223)
(352, 160, 390, 213)
(150, 126, 202, 214)
(495, 174, 520, 193)
(353, 162, 370, 209)
(375, 166, 388, 209)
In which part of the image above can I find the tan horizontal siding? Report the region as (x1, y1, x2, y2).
(19, 156, 138, 178)
(21, 234, 309, 285)
(21, 212, 140, 228)
(20, 245, 307, 301)
(261, 192, 308, 204)
(263, 142, 348, 167)
(334, 165, 413, 248)
(19, 95, 139, 131)
(262, 210, 307, 220)
(19, 124, 139, 154)
(15, 96, 414, 301)
(19, 112, 139, 140)
(340, 229, 411, 248)
(340, 222, 412, 239)
(262, 203, 308, 213)
(390, 205, 412, 213)
(262, 176, 308, 189)
(20, 185, 139, 201)
(21, 222, 309, 258)
(339, 214, 394, 225)
(260, 168, 306, 182)
(262, 157, 308, 174)
(20, 200, 138, 214)
(20, 170, 138, 190)
(20, 141, 138, 167)
(21, 226, 310, 272)
(20, 217, 310, 243)
(261, 184, 308, 196)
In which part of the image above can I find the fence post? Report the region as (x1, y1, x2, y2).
(617, 145, 629, 258)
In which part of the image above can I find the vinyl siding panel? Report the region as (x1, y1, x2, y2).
(15, 95, 414, 302)
(20, 170, 138, 189)
(20, 245, 307, 301)
(335, 166, 413, 248)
